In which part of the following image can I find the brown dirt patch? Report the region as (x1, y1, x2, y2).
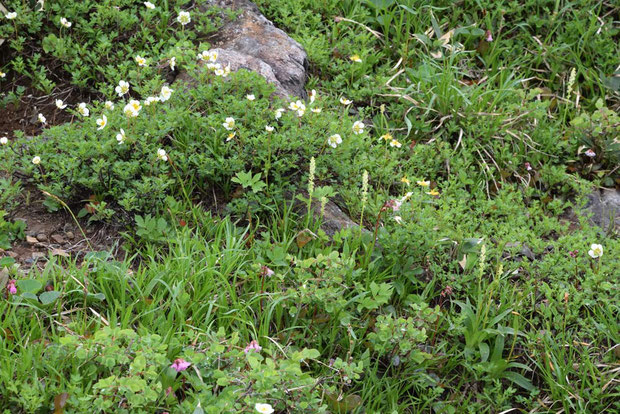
(1, 186, 124, 273)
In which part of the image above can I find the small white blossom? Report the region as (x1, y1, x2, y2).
(328, 134, 342, 148)
(116, 129, 126, 145)
(135, 55, 147, 67)
(0, 137, 8, 145)
(584, 149, 596, 158)
(159, 85, 173, 102)
(0, 71, 6, 78)
(389, 139, 402, 148)
(311, 107, 322, 113)
(144, 1, 155, 9)
(55, 99, 67, 109)
(226, 132, 236, 142)
(169, 57, 176, 71)
(255, 403, 274, 414)
(265, 125, 274, 132)
(78, 102, 90, 117)
(105, 101, 115, 110)
(177, 11, 191, 26)
(274, 108, 285, 119)
(246, 94, 255, 101)
(32, 156, 41, 165)
(222, 117, 235, 130)
(340, 97, 352, 105)
(96, 114, 107, 130)
(588, 243, 603, 259)
(309, 89, 317, 103)
(59, 17, 72, 28)
(144, 96, 160, 106)
(115, 80, 130, 97)
(5, 12, 17, 20)
(352, 120, 365, 135)
(38, 113, 47, 124)
(123, 100, 141, 117)
(157, 148, 168, 161)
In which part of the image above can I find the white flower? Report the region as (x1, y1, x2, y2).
(169, 57, 176, 71)
(393, 216, 403, 224)
(38, 113, 47, 124)
(157, 148, 168, 161)
(246, 94, 255, 101)
(144, 1, 155, 9)
(96, 114, 107, 130)
(59, 17, 72, 28)
(0, 71, 5, 78)
(206, 62, 221, 71)
(222, 117, 235, 130)
(177, 11, 191, 26)
(55, 99, 67, 109)
(116, 129, 126, 145)
(328, 134, 342, 148)
(588, 243, 603, 259)
(584, 149, 596, 158)
(289, 100, 304, 111)
(311, 107, 322, 113)
(265, 125, 274, 132)
(340, 97, 352, 105)
(135, 55, 147, 67)
(255, 403, 274, 414)
(123, 100, 141, 117)
(0, 137, 8, 145)
(105, 101, 115, 110)
(198, 50, 218, 63)
(274, 108, 284, 119)
(226, 132, 236, 142)
(352, 121, 365, 135)
(115, 80, 130, 97)
(159, 85, 173, 102)
(144, 96, 160, 106)
(297, 108, 306, 117)
(309, 89, 317, 103)
(5, 12, 17, 20)
(32, 156, 41, 165)
(389, 139, 402, 148)
(78, 102, 90, 117)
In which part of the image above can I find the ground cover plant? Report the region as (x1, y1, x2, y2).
(0, 0, 618, 413)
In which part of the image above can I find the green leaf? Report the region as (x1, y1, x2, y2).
(0, 257, 15, 268)
(502, 371, 535, 391)
(16, 279, 43, 294)
(39, 290, 62, 305)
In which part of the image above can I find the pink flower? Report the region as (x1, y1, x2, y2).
(7, 280, 16, 295)
(524, 162, 532, 171)
(165, 386, 173, 397)
(244, 340, 262, 354)
(584, 149, 596, 158)
(485, 30, 493, 42)
(260, 265, 274, 277)
(568, 250, 578, 258)
(171, 358, 190, 372)
(385, 199, 402, 212)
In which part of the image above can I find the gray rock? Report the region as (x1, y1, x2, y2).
(179, 0, 308, 98)
(291, 191, 366, 238)
(582, 190, 620, 232)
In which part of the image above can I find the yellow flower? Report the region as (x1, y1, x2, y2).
(401, 177, 410, 185)
(426, 189, 440, 196)
(417, 180, 430, 187)
(380, 133, 393, 141)
(350, 54, 362, 63)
